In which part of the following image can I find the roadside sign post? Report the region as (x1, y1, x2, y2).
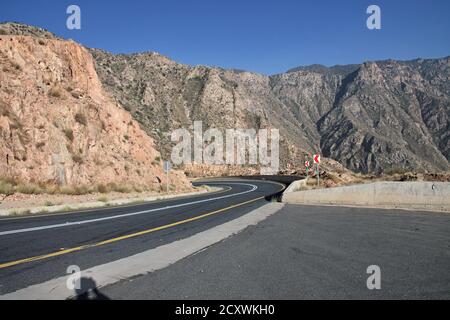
(305, 161, 310, 177)
(313, 154, 321, 187)
(317, 165, 319, 187)
(163, 161, 171, 194)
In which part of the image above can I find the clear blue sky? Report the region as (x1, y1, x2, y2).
(1, 0, 449, 75)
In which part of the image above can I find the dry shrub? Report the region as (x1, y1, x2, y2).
(75, 113, 88, 126)
(72, 154, 83, 164)
(49, 85, 64, 98)
(15, 183, 43, 194)
(59, 185, 91, 196)
(96, 184, 108, 194)
(0, 180, 15, 196)
(109, 183, 132, 193)
(97, 196, 108, 203)
(63, 128, 74, 141)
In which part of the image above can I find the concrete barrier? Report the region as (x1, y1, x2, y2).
(282, 181, 450, 212)
(283, 179, 308, 193)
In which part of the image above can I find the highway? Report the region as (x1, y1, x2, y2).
(0, 179, 285, 298)
(1, 177, 449, 300)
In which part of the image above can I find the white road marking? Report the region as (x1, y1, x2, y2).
(0, 183, 258, 237)
(0, 203, 285, 300)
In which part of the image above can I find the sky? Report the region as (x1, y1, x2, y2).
(1, 0, 449, 75)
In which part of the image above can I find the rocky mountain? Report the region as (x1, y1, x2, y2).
(89, 49, 314, 172)
(272, 59, 450, 173)
(1, 23, 449, 175)
(0, 28, 190, 190)
(91, 49, 449, 174)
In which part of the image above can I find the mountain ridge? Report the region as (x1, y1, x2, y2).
(1, 22, 449, 175)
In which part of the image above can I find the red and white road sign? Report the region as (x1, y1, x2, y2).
(313, 154, 321, 164)
(305, 161, 310, 168)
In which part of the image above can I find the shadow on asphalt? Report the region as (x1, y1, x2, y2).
(74, 277, 111, 300)
(234, 175, 303, 203)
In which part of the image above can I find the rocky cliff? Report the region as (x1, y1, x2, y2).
(0, 32, 190, 190)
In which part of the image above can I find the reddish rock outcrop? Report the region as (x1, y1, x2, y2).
(0, 35, 190, 191)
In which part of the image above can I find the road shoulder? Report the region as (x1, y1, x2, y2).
(0, 202, 284, 299)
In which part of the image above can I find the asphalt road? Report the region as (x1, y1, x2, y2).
(1, 177, 449, 300)
(0, 179, 285, 296)
(102, 204, 450, 300)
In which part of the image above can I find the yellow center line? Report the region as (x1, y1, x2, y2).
(0, 196, 265, 270)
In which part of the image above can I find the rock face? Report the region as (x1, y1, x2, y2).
(273, 60, 450, 173)
(92, 49, 450, 174)
(90, 50, 316, 172)
(0, 34, 190, 190)
(1, 23, 449, 175)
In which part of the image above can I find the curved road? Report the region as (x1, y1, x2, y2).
(0, 179, 284, 296)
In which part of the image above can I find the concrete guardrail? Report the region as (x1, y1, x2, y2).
(282, 181, 450, 212)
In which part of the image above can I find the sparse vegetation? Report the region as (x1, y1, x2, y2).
(9, 209, 31, 216)
(152, 156, 162, 166)
(97, 196, 109, 203)
(384, 166, 410, 175)
(196, 185, 211, 192)
(109, 183, 132, 193)
(96, 184, 108, 193)
(48, 85, 64, 98)
(12, 62, 21, 71)
(72, 154, 83, 164)
(63, 128, 74, 141)
(59, 185, 90, 196)
(130, 199, 145, 205)
(9, 121, 22, 130)
(0, 180, 15, 196)
(0, 177, 157, 200)
(62, 206, 73, 212)
(75, 113, 88, 126)
(16, 183, 43, 195)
